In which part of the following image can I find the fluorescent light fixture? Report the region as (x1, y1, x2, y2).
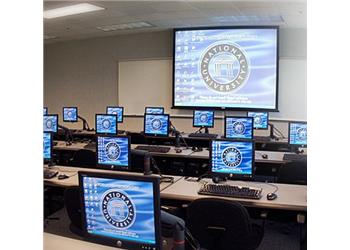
(44, 3, 104, 19)
(211, 15, 284, 24)
(97, 21, 153, 32)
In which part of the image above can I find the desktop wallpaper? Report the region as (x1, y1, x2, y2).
(43, 115, 58, 133)
(96, 115, 117, 134)
(97, 136, 129, 167)
(193, 110, 214, 127)
(145, 108, 164, 114)
(144, 114, 168, 136)
(43, 132, 51, 159)
(289, 123, 307, 145)
(63, 107, 78, 121)
(107, 107, 123, 122)
(225, 117, 253, 139)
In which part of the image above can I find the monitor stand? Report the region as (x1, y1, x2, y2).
(78, 115, 94, 131)
(268, 123, 279, 140)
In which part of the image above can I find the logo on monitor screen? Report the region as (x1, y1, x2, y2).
(254, 116, 263, 125)
(297, 127, 307, 141)
(232, 121, 246, 135)
(105, 142, 121, 160)
(46, 119, 53, 129)
(222, 147, 242, 167)
(101, 190, 136, 229)
(151, 118, 162, 130)
(199, 113, 208, 123)
(200, 43, 249, 93)
(102, 119, 111, 129)
(67, 111, 74, 118)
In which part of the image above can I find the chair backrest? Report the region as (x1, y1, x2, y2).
(278, 159, 307, 185)
(187, 198, 256, 250)
(64, 187, 83, 236)
(70, 149, 96, 167)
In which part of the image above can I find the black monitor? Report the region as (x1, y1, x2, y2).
(63, 107, 78, 122)
(193, 110, 214, 128)
(96, 135, 130, 170)
(95, 114, 117, 135)
(224, 116, 254, 140)
(43, 132, 53, 162)
(247, 111, 269, 130)
(288, 121, 307, 147)
(106, 106, 124, 123)
(43, 107, 48, 115)
(210, 139, 254, 179)
(144, 114, 170, 137)
(79, 172, 161, 250)
(43, 114, 58, 133)
(145, 107, 164, 114)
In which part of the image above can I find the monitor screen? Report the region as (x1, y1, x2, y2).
(145, 107, 164, 114)
(95, 114, 117, 135)
(43, 132, 52, 160)
(43, 107, 48, 115)
(96, 135, 130, 169)
(193, 110, 214, 128)
(43, 115, 58, 133)
(106, 106, 124, 123)
(210, 139, 254, 177)
(63, 107, 78, 122)
(247, 112, 269, 129)
(79, 172, 161, 249)
(173, 26, 279, 110)
(225, 117, 253, 139)
(289, 122, 307, 146)
(144, 114, 169, 137)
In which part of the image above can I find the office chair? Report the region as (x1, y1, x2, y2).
(70, 149, 96, 167)
(278, 159, 307, 185)
(64, 187, 83, 236)
(186, 198, 264, 250)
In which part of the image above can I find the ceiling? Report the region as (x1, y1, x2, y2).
(44, 0, 306, 44)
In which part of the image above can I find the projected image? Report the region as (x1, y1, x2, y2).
(248, 112, 268, 129)
(193, 110, 214, 127)
(63, 107, 78, 122)
(106, 107, 124, 122)
(144, 114, 169, 136)
(96, 114, 117, 134)
(211, 140, 253, 175)
(173, 27, 278, 110)
(43, 115, 58, 133)
(97, 136, 129, 167)
(43, 132, 52, 160)
(225, 117, 253, 139)
(289, 122, 307, 145)
(82, 176, 156, 245)
(145, 107, 164, 114)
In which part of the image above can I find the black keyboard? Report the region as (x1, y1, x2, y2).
(283, 153, 307, 161)
(188, 133, 218, 138)
(254, 136, 271, 141)
(44, 169, 58, 179)
(198, 183, 262, 200)
(134, 145, 171, 153)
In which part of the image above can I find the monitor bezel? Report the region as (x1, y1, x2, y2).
(106, 106, 124, 123)
(288, 121, 307, 147)
(63, 107, 78, 122)
(95, 135, 131, 170)
(78, 171, 162, 250)
(209, 138, 255, 180)
(43, 132, 53, 162)
(172, 25, 280, 112)
(43, 114, 59, 133)
(224, 116, 254, 140)
(192, 110, 215, 128)
(95, 114, 118, 135)
(247, 111, 269, 130)
(143, 114, 170, 137)
(144, 107, 165, 114)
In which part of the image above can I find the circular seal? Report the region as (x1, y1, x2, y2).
(105, 142, 120, 161)
(297, 127, 307, 141)
(101, 190, 136, 229)
(254, 116, 263, 126)
(232, 121, 246, 135)
(151, 118, 162, 130)
(102, 119, 111, 129)
(222, 147, 242, 167)
(46, 119, 53, 129)
(200, 43, 249, 93)
(67, 111, 73, 118)
(199, 113, 208, 123)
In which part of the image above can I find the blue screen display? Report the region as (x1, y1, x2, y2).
(193, 110, 214, 127)
(144, 114, 169, 136)
(97, 136, 129, 167)
(247, 112, 268, 129)
(174, 28, 278, 109)
(106, 107, 124, 122)
(43, 115, 58, 133)
(289, 122, 307, 145)
(43, 107, 48, 115)
(82, 177, 156, 245)
(225, 117, 253, 139)
(43, 132, 52, 160)
(63, 107, 78, 122)
(211, 140, 253, 175)
(145, 107, 164, 114)
(96, 115, 117, 134)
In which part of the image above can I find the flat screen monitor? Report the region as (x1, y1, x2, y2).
(247, 112, 269, 129)
(43, 114, 58, 133)
(63, 107, 78, 122)
(173, 26, 279, 111)
(225, 116, 254, 140)
(145, 107, 164, 114)
(43, 107, 48, 115)
(79, 172, 161, 250)
(106, 106, 124, 123)
(43, 132, 52, 161)
(144, 114, 169, 137)
(96, 135, 130, 170)
(210, 139, 254, 178)
(95, 114, 117, 135)
(193, 110, 214, 128)
(288, 122, 307, 146)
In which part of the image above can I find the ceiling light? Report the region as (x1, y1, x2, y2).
(44, 35, 58, 40)
(211, 15, 284, 24)
(97, 22, 154, 32)
(44, 3, 104, 19)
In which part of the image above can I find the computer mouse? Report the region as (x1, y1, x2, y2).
(58, 174, 69, 180)
(175, 148, 182, 153)
(267, 193, 277, 200)
(262, 154, 268, 159)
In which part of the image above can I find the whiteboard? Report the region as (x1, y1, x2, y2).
(118, 58, 306, 121)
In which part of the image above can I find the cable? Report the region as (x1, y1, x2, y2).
(150, 156, 174, 183)
(272, 125, 286, 139)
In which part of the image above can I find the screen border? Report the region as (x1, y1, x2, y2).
(63, 107, 78, 122)
(192, 110, 215, 128)
(106, 106, 124, 123)
(247, 111, 269, 130)
(43, 114, 59, 133)
(144, 107, 165, 114)
(143, 114, 170, 137)
(288, 121, 307, 146)
(95, 114, 118, 135)
(224, 116, 254, 140)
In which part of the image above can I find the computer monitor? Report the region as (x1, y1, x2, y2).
(96, 135, 130, 170)
(43, 107, 48, 115)
(43, 132, 52, 161)
(95, 114, 117, 135)
(288, 122, 307, 146)
(106, 106, 124, 123)
(247, 112, 269, 130)
(224, 116, 254, 140)
(193, 110, 214, 128)
(210, 139, 254, 179)
(145, 107, 164, 114)
(43, 114, 58, 133)
(63, 107, 78, 122)
(144, 114, 169, 137)
(79, 172, 161, 249)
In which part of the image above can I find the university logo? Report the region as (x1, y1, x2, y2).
(232, 121, 245, 135)
(199, 113, 208, 123)
(67, 111, 73, 118)
(200, 42, 250, 93)
(105, 141, 120, 160)
(222, 147, 242, 167)
(101, 190, 135, 229)
(254, 116, 263, 126)
(102, 119, 111, 129)
(46, 119, 53, 129)
(297, 127, 307, 141)
(151, 118, 162, 130)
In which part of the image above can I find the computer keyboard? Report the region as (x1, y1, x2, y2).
(253, 136, 271, 141)
(188, 133, 218, 138)
(44, 169, 58, 179)
(283, 153, 307, 161)
(198, 183, 262, 200)
(134, 145, 171, 153)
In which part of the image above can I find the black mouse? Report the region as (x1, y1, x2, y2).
(58, 174, 69, 180)
(267, 193, 277, 200)
(262, 154, 268, 159)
